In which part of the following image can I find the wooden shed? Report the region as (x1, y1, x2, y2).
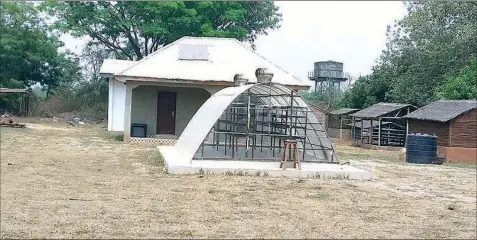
(349, 102, 416, 147)
(404, 100, 477, 164)
(327, 108, 359, 138)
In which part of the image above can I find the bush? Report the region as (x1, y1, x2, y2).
(28, 79, 108, 121)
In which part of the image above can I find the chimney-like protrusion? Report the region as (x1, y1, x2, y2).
(255, 68, 273, 84)
(234, 74, 249, 86)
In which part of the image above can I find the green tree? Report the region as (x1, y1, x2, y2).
(339, 71, 391, 109)
(74, 43, 111, 111)
(382, 1, 477, 106)
(439, 58, 477, 100)
(42, 1, 282, 60)
(302, 84, 343, 109)
(0, 2, 80, 96)
(341, 1, 477, 108)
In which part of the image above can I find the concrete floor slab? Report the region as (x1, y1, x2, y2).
(159, 146, 372, 180)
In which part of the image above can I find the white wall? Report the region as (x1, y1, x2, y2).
(108, 78, 126, 131)
(110, 78, 224, 135)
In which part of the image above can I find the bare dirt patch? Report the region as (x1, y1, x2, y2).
(1, 119, 476, 239)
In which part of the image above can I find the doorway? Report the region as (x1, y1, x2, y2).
(157, 92, 176, 134)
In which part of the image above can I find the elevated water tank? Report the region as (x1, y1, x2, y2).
(406, 134, 437, 164)
(313, 61, 344, 79)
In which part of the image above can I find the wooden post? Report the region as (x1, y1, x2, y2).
(378, 118, 382, 146)
(351, 117, 355, 140)
(360, 118, 364, 143)
(405, 119, 409, 148)
(370, 119, 374, 144)
(405, 107, 410, 147)
(339, 116, 343, 138)
(25, 92, 30, 116)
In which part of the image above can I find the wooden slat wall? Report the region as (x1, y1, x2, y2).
(450, 109, 477, 148)
(408, 119, 450, 146)
(328, 114, 341, 129)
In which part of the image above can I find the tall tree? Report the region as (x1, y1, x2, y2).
(439, 57, 477, 100)
(341, 1, 477, 108)
(0, 2, 80, 96)
(339, 71, 391, 109)
(42, 1, 282, 60)
(380, 1, 477, 106)
(72, 43, 112, 110)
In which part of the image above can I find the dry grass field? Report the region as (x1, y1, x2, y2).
(1, 118, 476, 239)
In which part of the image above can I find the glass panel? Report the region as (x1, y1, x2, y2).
(193, 84, 338, 163)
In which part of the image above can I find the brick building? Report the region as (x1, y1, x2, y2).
(404, 100, 477, 164)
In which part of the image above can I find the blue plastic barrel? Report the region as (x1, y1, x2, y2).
(406, 134, 438, 164)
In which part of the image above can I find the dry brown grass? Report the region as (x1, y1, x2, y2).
(1, 118, 476, 239)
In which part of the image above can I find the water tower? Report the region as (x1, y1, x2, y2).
(308, 61, 347, 93)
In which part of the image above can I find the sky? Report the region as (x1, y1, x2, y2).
(60, 1, 407, 87)
(254, 1, 407, 86)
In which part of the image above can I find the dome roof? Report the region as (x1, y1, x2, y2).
(171, 83, 338, 165)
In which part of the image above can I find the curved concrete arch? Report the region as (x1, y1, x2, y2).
(172, 83, 337, 165)
(175, 84, 255, 164)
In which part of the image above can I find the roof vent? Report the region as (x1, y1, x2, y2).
(255, 68, 273, 83)
(179, 44, 209, 61)
(234, 74, 249, 86)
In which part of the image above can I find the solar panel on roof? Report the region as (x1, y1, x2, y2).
(178, 44, 209, 60)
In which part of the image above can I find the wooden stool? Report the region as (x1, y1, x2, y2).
(280, 140, 300, 170)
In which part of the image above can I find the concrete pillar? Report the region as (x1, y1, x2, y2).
(124, 82, 133, 142)
(107, 78, 113, 131)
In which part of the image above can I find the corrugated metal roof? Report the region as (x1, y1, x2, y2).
(404, 100, 477, 122)
(110, 36, 308, 88)
(329, 108, 359, 115)
(99, 59, 136, 75)
(350, 102, 413, 118)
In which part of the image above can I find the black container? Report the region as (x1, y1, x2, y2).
(131, 123, 147, 138)
(406, 134, 438, 164)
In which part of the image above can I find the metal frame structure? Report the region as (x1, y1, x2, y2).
(192, 83, 339, 163)
(307, 61, 349, 108)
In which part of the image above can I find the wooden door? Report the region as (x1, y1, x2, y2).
(157, 92, 176, 134)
